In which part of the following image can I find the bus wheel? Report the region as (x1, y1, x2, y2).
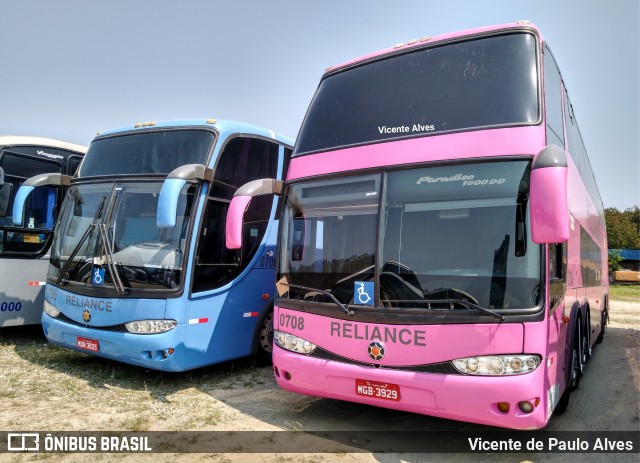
(596, 310, 607, 344)
(568, 324, 581, 391)
(256, 311, 274, 365)
(582, 313, 591, 362)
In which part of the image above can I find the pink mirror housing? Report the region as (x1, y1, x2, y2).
(225, 196, 252, 249)
(530, 145, 570, 244)
(224, 178, 284, 250)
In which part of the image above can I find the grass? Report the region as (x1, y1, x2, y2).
(0, 325, 273, 433)
(610, 284, 640, 302)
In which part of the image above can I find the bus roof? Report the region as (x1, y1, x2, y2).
(0, 135, 87, 154)
(324, 21, 542, 76)
(96, 118, 294, 147)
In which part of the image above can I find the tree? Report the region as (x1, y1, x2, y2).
(605, 207, 640, 249)
(608, 249, 623, 273)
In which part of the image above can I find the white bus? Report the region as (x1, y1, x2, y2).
(0, 136, 86, 326)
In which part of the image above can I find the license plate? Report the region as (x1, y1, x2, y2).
(77, 336, 99, 352)
(355, 379, 401, 401)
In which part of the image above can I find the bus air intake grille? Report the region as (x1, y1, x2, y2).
(50, 311, 127, 332)
(309, 347, 460, 374)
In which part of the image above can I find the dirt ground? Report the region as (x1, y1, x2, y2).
(0, 300, 638, 463)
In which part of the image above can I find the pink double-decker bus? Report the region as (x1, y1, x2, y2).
(226, 21, 608, 429)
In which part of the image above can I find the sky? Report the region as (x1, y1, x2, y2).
(1, 0, 638, 210)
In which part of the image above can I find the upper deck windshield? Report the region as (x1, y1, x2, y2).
(79, 129, 215, 177)
(278, 161, 541, 315)
(295, 32, 539, 156)
(49, 181, 197, 291)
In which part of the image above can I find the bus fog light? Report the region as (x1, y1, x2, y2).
(518, 401, 534, 413)
(43, 300, 61, 318)
(497, 402, 510, 413)
(452, 354, 541, 375)
(274, 330, 317, 354)
(125, 320, 177, 334)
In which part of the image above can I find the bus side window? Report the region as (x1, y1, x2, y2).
(213, 137, 279, 190)
(192, 199, 240, 293)
(193, 137, 282, 293)
(549, 243, 566, 281)
(548, 242, 566, 310)
(68, 156, 83, 176)
(543, 45, 564, 148)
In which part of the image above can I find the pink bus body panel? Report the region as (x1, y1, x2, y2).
(278, 308, 523, 366)
(288, 126, 546, 181)
(274, 345, 548, 430)
(274, 307, 550, 429)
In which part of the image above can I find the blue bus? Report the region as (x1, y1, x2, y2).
(13, 120, 293, 371)
(0, 136, 86, 326)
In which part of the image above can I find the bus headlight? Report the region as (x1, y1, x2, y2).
(452, 355, 541, 375)
(43, 300, 61, 318)
(125, 320, 177, 334)
(274, 330, 316, 354)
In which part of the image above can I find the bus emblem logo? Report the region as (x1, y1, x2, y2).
(368, 341, 385, 360)
(82, 309, 91, 323)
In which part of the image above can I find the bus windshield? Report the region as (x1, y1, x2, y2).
(49, 181, 197, 290)
(79, 130, 215, 177)
(295, 32, 539, 155)
(278, 161, 541, 312)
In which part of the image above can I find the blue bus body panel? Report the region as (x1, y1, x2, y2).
(182, 235, 278, 370)
(46, 286, 167, 325)
(42, 313, 187, 371)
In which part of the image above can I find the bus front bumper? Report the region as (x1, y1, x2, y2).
(273, 346, 550, 430)
(42, 312, 187, 372)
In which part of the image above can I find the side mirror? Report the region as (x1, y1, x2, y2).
(157, 164, 213, 228)
(12, 173, 70, 226)
(530, 145, 569, 244)
(225, 178, 283, 249)
(0, 167, 11, 216)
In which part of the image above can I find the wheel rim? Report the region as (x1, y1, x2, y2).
(570, 347, 578, 387)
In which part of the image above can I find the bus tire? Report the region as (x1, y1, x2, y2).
(583, 312, 590, 362)
(568, 322, 582, 391)
(596, 309, 607, 344)
(255, 310, 274, 365)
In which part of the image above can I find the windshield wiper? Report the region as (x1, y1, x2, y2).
(385, 298, 505, 321)
(282, 282, 354, 316)
(56, 197, 106, 285)
(97, 191, 126, 294)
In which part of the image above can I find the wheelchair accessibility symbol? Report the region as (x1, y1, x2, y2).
(92, 266, 105, 285)
(354, 281, 374, 306)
